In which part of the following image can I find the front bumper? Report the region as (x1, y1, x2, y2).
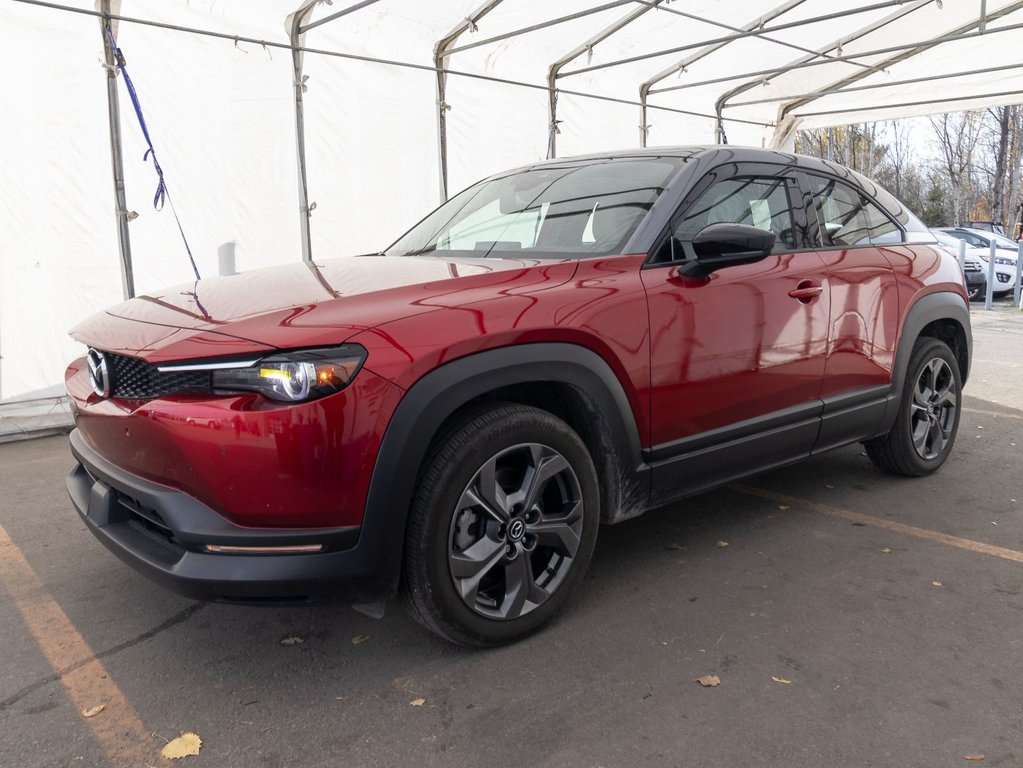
(67, 429, 391, 604)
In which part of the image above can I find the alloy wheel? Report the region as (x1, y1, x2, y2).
(447, 443, 583, 620)
(909, 357, 958, 460)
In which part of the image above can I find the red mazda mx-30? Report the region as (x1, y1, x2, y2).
(66, 146, 971, 646)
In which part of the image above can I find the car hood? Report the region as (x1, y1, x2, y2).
(71, 254, 578, 362)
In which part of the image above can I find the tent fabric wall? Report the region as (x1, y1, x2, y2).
(1, 1, 121, 402)
(1, 0, 1021, 407)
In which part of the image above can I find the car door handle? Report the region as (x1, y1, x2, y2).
(788, 280, 823, 303)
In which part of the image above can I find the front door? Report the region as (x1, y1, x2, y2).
(641, 168, 830, 500)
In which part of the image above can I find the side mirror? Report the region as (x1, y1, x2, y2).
(680, 223, 776, 277)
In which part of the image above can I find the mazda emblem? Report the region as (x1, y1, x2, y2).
(507, 519, 526, 542)
(86, 348, 110, 398)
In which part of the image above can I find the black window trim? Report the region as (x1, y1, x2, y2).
(643, 161, 816, 269)
(796, 170, 907, 251)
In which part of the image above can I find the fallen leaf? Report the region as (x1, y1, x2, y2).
(771, 676, 792, 685)
(977, 426, 984, 430)
(777, 505, 790, 511)
(335, 696, 350, 702)
(280, 636, 303, 646)
(824, 484, 834, 490)
(880, 547, 894, 554)
(932, 581, 943, 587)
(351, 634, 370, 645)
(695, 675, 720, 687)
(665, 543, 683, 550)
(410, 698, 426, 707)
(963, 755, 985, 762)
(715, 541, 729, 548)
(81, 704, 105, 718)
(161, 732, 202, 760)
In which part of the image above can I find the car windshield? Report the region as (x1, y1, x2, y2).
(930, 229, 962, 249)
(384, 157, 685, 259)
(951, 229, 1021, 251)
(988, 232, 1021, 250)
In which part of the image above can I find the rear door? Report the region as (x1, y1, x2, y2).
(798, 172, 901, 452)
(641, 163, 830, 501)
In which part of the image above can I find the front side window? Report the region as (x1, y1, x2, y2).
(385, 158, 685, 259)
(663, 175, 797, 262)
(806, 175, 901, 247)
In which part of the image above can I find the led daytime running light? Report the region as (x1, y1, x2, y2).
(210, 345, 365, 403)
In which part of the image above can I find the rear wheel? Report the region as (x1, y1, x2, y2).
(403, 404, 599, 647)
(865, 337, 962, 476)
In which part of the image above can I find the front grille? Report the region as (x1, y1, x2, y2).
(963, 262, 981, 272)
(104, 352, 211, 399)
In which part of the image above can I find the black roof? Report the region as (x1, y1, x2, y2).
(504, 145, 878, 186)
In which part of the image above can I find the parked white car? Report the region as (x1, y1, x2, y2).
(938, 227, 1019, 296)
(931, 229, 987, 301)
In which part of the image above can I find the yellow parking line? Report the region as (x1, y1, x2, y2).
(0, 522, 155, 766)
(734, 485, 1023, 564)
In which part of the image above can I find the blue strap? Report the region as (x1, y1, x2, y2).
(105, 25, 201, 281)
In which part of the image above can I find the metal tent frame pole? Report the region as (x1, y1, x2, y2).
(783, 87, 1023, 119)
(763, 0, 1023, 147)
(651, 17, 1023, 97)
(444, 1, 636, 57)
(433, 0, 505, 203)
(712, 0, 934, 145)
(546, 0, 663, 158)
(725, 62, 1023, 108)
(637, 0, 808, 146)
(286, 1, 318, 263)
(557, 0, 917, 80)
(298, 0, 380, 34)
(99, 0, 134, 299)
(637, 0, 868, 67)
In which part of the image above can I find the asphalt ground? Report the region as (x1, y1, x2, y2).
(2, 305, 1021, 768)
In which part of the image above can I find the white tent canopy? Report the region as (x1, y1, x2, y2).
(1, 0, 1021, 408)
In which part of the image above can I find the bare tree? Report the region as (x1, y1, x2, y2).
(795, 111, 1018, 233)
(930, 111, 984, 225)
(1006, 107, 1023, 236)
(990, 106, 1011, 227)
(886, 120, 911, 199)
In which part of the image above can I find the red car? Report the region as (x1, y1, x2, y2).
(66, 147, 971, 646)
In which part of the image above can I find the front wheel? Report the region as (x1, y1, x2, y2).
(403, 404, 599, 647)
(865, 337, 962, 476)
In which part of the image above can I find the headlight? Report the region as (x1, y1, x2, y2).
(211, 345, 366, 402)
(995, 256, 1016, 266)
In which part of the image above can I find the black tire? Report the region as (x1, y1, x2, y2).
(403, 403, 599, 647)
(865, 337, 962, 476)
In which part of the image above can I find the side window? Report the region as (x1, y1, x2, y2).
(670, 176, 797, 260)
(806, 175, 901, 247)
